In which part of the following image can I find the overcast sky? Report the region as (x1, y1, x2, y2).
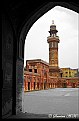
(24, 6, 78, 69)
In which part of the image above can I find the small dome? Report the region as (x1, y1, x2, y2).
(50, 20, 56, 27)
(50, 20, 56, 31)
(48, 20, 58, 35)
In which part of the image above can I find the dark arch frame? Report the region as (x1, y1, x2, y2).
(19, 2, 79, 59)
(17, 2, 79, 115)
(2, 2, 79, 118)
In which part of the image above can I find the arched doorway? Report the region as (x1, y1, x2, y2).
(2, 2, 79, 118)
(18, 2, 78, 114)
(63, 83, 67, 88)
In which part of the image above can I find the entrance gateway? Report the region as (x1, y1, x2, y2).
(2, 2, 79, 118)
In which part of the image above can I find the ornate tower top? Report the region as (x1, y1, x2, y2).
(49, 20, 58, 36)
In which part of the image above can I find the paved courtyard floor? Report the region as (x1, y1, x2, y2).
(23, 88, 79, 118)
(8, 88, 79, 119)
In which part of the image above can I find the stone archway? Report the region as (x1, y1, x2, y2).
(18, 2, 79, 115)
(2, 2, 79, 118)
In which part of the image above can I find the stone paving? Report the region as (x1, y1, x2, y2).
(8, 88, 79, 119)
(23, 88, 79, 115)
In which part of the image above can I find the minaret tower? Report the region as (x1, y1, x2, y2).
(47, 20, 60, 77)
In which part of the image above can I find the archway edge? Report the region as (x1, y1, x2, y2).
(19, 2, 79, 43)
(16, 2, 79, 114)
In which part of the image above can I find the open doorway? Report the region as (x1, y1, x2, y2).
(23, 5, 78, 114)
(28, 82, 30, 90)
(2, 2, 79, 118)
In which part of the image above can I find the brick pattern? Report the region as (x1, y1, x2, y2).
(24, 60, 79, 92)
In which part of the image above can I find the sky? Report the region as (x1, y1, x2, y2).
(24, 6, 78, 69)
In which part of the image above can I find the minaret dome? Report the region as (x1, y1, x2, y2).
(49, 20, 58, 37)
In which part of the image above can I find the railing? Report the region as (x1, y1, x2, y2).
(47, 36, 59, 39)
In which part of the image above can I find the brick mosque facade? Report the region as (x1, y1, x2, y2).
(24, 21, 79, 92)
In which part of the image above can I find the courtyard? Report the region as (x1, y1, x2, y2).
(8, 88, 79, 119)
(23, 88, 79, 118)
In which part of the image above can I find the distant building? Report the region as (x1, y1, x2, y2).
(24, 21, 79, 91)
(61, 68, 78, 77)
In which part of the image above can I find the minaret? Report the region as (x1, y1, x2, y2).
(47, 20, 60, 77)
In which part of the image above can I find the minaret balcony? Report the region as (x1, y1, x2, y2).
(47, 36, 59, 43)
(47, 36, 59, 39)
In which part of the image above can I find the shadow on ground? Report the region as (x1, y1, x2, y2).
(7, 112, 48, 119)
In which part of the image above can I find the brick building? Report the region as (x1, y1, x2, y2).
(61, 68, 78, 77)
(24, 59, 79, 91)
(24, 21, 79, 91)
(24, 59, 49, 91)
